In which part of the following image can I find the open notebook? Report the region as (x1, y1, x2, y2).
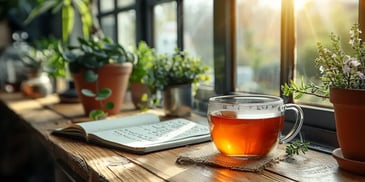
(52, 113, 211, 154)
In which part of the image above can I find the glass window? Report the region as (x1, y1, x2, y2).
(100, 0, 114, 12)
(294, 0, 358, 106)
(118, 0, 135, 8)
(117, 10, 136, 49)
(154, 2, 177, 54)
(184, 0, 214, 85)
(100, 15, 116, 41)
(235, 0, 281, 95)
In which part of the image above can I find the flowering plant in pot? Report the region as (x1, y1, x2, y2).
(145, 49, 210, 116)
(282, 24, 365, 174)
(55, 37, 134, 120)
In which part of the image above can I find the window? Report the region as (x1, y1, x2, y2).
(236, 0, 281, 95)
(118, 0, 135, 7)
(294, 0, 358, 106)
(100, 15, 116, 41)
(97, 0, 136, 49)
(184, 0, 214, 84)
(154, 2, 177, 54)
(117, 10, 136, 48)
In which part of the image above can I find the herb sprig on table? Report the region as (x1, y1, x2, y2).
(285, 140, 310, 156)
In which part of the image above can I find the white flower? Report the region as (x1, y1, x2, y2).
(349, 39, 355, 46)
(357, 71, 365, 79)
(319, 66, 325, 73)
(350, 30, 355, 37)
(344, 57, 361, 67)
(343, 65, 351, 74)
(343, 57, 361, 74)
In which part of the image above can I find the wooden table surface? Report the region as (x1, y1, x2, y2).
(1, 92, 364, 182)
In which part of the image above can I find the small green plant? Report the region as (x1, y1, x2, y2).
(131, 41, 155, 83)
(55, 37, 134, 120)
(146, 48, 210, 93)
(285, 140, 310, 156)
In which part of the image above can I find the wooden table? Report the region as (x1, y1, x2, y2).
(1, 92, 364, 181)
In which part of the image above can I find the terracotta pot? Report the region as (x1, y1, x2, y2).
(330, 87, 365, 162)
(72, 63, 132, 116)
(130, 82, 151, 109)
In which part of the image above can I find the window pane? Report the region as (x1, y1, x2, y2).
(117, 10, 136, 49)
(100, 0, 114, 12)
(118, 0, 135, 7)
(154, 2, 177, 54)
(236, 0, 281, 95)
(294, 0, 358, 106)
(184, 0, 214, 86)
(101, 15, 116, 41)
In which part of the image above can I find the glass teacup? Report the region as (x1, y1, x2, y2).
(207, 95, 303, 158)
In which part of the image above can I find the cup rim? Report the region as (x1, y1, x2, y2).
(208, 94, 283, 105)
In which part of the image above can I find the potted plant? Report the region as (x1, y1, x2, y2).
(145, 49, 209, 116)
(55, 37, 134, 119)
(129, 41, 156, 110)
(20, 42, 55, 98)
(282, 24, 365, 175)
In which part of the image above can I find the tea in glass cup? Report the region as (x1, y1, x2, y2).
(207, 95, 303, 158)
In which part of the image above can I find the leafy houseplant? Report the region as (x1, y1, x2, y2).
(146, 49, 209, 93)
(282, 24, 365, 173)
(56, 37, 134, 119)
(146, 49, 209, 116)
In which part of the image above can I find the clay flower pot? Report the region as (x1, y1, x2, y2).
(72, 63, 132, 116)
(130, 82, 151, 110)
(330, 87, 365, 162)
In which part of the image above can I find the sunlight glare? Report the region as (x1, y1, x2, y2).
(260, 0, 281, 10)
(295, 0, 309, 11)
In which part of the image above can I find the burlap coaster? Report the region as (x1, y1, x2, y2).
(176, 143, 286, 172)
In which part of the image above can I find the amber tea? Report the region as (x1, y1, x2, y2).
(207, 95, 303, 158)
(209, 111, 284, 157)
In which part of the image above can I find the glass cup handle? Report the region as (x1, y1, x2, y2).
(279, 104, 304, 144)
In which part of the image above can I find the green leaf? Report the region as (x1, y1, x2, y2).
(104, 101, 114, 110)
(24, 0, 58, 25)
(83, 70, 98, 82)
(89, 109, 107, 120)
(51, 0, 64, 13)
(141, 93, 148, 102)
(74, 0, 92, 38)
(81, 89, 95, 97)
(294, 93, 303, 99)
(95, 88, 112, 100)
(62, 3, 75, 42)
(286, 140, 310, 156)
